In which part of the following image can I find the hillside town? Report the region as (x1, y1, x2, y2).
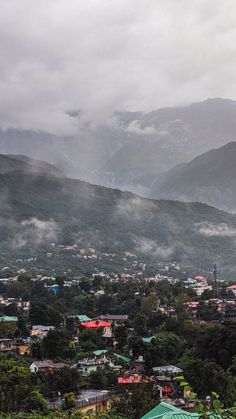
(1, 261, 236, 417)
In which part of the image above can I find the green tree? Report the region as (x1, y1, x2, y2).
(26, 390, 48, 414)
(88, 369, 108, 389)
(184, 359, 236, 407)
(113, 325, 128, 349)
(112, 383, 159, 419)
(43, 329, 70, 359)
(63, 392, 76, 410)
(0, 358, 31, 412)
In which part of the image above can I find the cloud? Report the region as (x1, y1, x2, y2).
(195, 222, 236, 237)
(12, 217, 58, 248)
(115, 195, 157, 220)
(134, 236, 174, 259)
(126, 120, 157, 135)
(0, 0, 236, 133)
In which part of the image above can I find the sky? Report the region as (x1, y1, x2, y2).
(1, 0, 236, 134)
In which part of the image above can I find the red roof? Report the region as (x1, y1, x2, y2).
(195, 276, 206, 281)
(227, 284, 236, 289)
(81, 320, 111, 328)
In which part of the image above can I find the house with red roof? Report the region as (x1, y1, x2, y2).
(227, 284, 236, 296)
(81, 320, 112, 338)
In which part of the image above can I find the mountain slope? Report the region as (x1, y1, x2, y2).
(151, 142, 236, 212)
(1, 168, 236, 272)
(1, 98, 236, 194)
(97, 98, 236, 192)
(0, 154, 64, 177)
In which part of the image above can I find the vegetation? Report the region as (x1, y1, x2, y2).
(1, 170, 236, 272)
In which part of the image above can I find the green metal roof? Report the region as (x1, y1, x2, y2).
(141, 402, 199, 419)
(142, 336, 155, 343)
(0, 316, 18, 322)
(93, 349, 108, 356)
(113, 353, 131, 364)
(67, 314, 91, 321)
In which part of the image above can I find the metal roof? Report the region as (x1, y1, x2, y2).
(141, 402, 199, 419)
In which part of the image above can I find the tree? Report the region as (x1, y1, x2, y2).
(0, 358, 31, 412)
(30, 340, 43, 360)
(195, 392, 236, 418)
(183, 359, 236, 407)
(43, 329, 70, 359)
(145, 332, 185, 366)
(29, 302, 63, 327)
(17, 315, 28, 338)
(88, 369, 108, 389)
(63, 392, 76, 410)
(26, 390, 48, 414)
(113, 325, 128, 349)
(112, 383, 159, 419)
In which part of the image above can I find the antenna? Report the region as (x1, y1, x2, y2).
(213, 264, 218, 298)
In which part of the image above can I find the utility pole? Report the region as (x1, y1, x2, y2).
(213, 264, 218, 298)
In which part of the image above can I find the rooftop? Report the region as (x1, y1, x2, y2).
(0, 316, 18, 322)
(141, 401, 199, 419)
(81, 320, 111, 328)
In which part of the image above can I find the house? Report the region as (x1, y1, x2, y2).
(81, 320, 112, 338)
(227, 284, 236, 296)
(0, 338, 30, 354)
(29, 360, 67, 373)
(96, 314, 128, 323)
(30, 325, 55, 338)
(152, 365, 183, 397)
(0, 338, 14, 351)
(0, 316, 18, 322)
(74, 390, 111, 415)
(152, 365, 182, 376)
(48, 390, 111, 414)
(77, 358, 108, 376)
(141, 401, 199, 419)
(142, 336, 155, 343)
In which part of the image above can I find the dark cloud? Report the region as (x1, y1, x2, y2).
(0, 0, 236, 134)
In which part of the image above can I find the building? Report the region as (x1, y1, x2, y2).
(29, 360, 68, 373)
(96, 314, 128, 323)
(141, 401, 199, 419)
(0, 316, 18, 322)
(227, 284, 236, 296)
(0, 338, 14, 351)
(80, 320, 112, 338)
(0, 338, 30, 354)
(30, 325, 55, 338)
(48, 390, 111, 414)
(77, 358, 108, 376)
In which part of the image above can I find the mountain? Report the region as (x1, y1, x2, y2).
(1, 98, 236, 194)
(96, 98, 236, 193)
(0, 154, 64, 177)
(1, 165, 236, 272)
(151, 142, 236, 212)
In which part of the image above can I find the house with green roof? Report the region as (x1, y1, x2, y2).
(141, 402, 199, 419)
(67, 314, 91, 322)
(142, 336, 155, 343)
(0, 316, 18, 322)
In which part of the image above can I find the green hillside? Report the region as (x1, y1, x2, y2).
(1, 171, 236, 272)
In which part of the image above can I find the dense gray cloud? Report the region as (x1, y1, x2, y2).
(0, 0, 236, 134)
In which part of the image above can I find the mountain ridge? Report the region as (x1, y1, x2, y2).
(1, 98, 236, 194)
(151, 141, 236, 212)
(1, 162, 236, 272)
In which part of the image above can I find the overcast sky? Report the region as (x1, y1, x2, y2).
(1, 0, 236, 134)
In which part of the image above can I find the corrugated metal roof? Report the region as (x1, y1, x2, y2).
(141, 402, 199, 419)
(0, 316, 18, 322)
(93, 349, 108, 356)
(113, 353, 131, 363)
